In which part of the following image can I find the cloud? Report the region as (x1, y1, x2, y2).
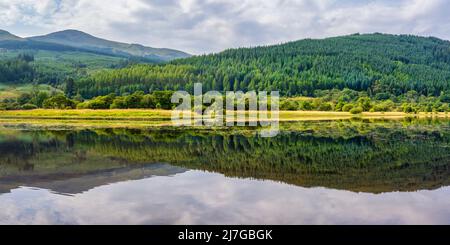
(0, 0, 450, 54)
(1, 171, 450, 225)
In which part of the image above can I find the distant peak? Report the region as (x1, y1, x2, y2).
(48, 29, 93, 36)
(59, 29, 87, 34)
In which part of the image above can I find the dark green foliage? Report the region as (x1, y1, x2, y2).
(42, 94, 76, 109)
(77, 93, 115, 109)
(75, 64, 194, 98)
(21, 103, 38, 110)
(31, 91, 50, 108)
(72, 34, 450, 102)
(280, 100, 299, 111)
(76, 91, 174, 109)
(0, 55, 35, 84)
(65, 77, 76, 98)
(350, 107, 363, 114)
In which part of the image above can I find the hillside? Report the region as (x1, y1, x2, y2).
(0, 30, 23, 41)
(76, 33, 450, 99)
(0, 29, 190, 63)
(28, 30, 190, 62)
(0, 28, 191, 95)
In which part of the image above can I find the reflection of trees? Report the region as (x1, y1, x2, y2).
(0, 119, 450, 193)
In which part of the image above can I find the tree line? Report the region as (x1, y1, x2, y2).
(72, 33, 450, 99)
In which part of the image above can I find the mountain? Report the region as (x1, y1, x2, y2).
(0, 29, 190, 62)
(28, 29, 190, 61)
(0, 30, 24, 41)
(0, 163, 187, 195)
(76, 33, 450, 98)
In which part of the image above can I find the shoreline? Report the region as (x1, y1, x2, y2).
(0, 109, 448, 129)
(0, 109, 448, 119)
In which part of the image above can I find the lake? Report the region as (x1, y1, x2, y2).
(0, 118, 449, 225)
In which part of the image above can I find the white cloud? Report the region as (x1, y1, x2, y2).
(0, 0, 449, 54)
(1, 171, 450, 225)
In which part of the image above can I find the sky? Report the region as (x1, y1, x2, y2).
(0, 0, 450, 54)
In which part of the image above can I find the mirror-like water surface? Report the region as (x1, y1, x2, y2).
(0, 119, 449, 224)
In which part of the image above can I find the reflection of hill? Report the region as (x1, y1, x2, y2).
(207, 161, 450, 194)
(0, 163, 187, 195)
(0, 119, 449, 194)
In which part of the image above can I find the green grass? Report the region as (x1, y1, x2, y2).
(0, 83, 62, 100)
(0, 109, 448, 130)
(0, 109, 173, 120)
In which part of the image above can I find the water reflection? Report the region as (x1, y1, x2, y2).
(0, 119, 449, 224)
(1, 170, 449, 225)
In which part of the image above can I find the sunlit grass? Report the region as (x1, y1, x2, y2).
(0, 83, 63, 100)
(0, 109, 448, 129)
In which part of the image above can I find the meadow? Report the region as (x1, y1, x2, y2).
(0, 109, 448, 129)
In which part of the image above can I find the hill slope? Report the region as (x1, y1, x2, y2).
(0, 30, 23, 41)
(28, 30, 190, 62)
(76, 33, 450, 98)
(0, 29, 190, 63)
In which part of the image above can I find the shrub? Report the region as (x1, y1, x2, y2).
(350, 107, 363, 114)
(110, 97, 127, 109)
(373, 100, 395, 112)
(21, 103, 38, 110)
(299, 101, 313, 111)
(76, 102, 89, 109)
(402, 103, 418, 114)
(124, 92, 144, 108)
(280, 100, 299, 111)
(43, 95, 76, 109)
(342, 104, 354, 112)
(318, 102, 333, 111)
(141, 94, 156, 109)
(357, 97, 372, 111)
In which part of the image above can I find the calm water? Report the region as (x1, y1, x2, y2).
(0, 119, 449, 225)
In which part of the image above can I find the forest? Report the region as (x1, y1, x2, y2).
(1, 33, 450, 112)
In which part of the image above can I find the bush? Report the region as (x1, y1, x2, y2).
(43, 95, 76, 109)
(141, 94, 156, 109)
(334, 101, 345, 111)
(76, 102, 89, 109)
(299, 101, 313, 111)
(373, 100, 395, 112)
(152, 91, 174, 109)
(21, 103, 38, 110)
(357, 97, 372, 111)
(402, 103, 418, 114)
(76, 94, 116, 109)
(124, 92, 144, 108)
(318, 102, 333, 111)
(342, 104, 354, 112)
(110, 97, 127, 109)
(350, 107, 363, 114)
(280, 100, 299, 111)
(438, 103, 450, 112)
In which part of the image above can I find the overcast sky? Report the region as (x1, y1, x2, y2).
(1, 0, 450, 54)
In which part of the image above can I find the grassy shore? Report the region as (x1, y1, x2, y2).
(0, 109, 173, 120)
(0, 109, 448, 129)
